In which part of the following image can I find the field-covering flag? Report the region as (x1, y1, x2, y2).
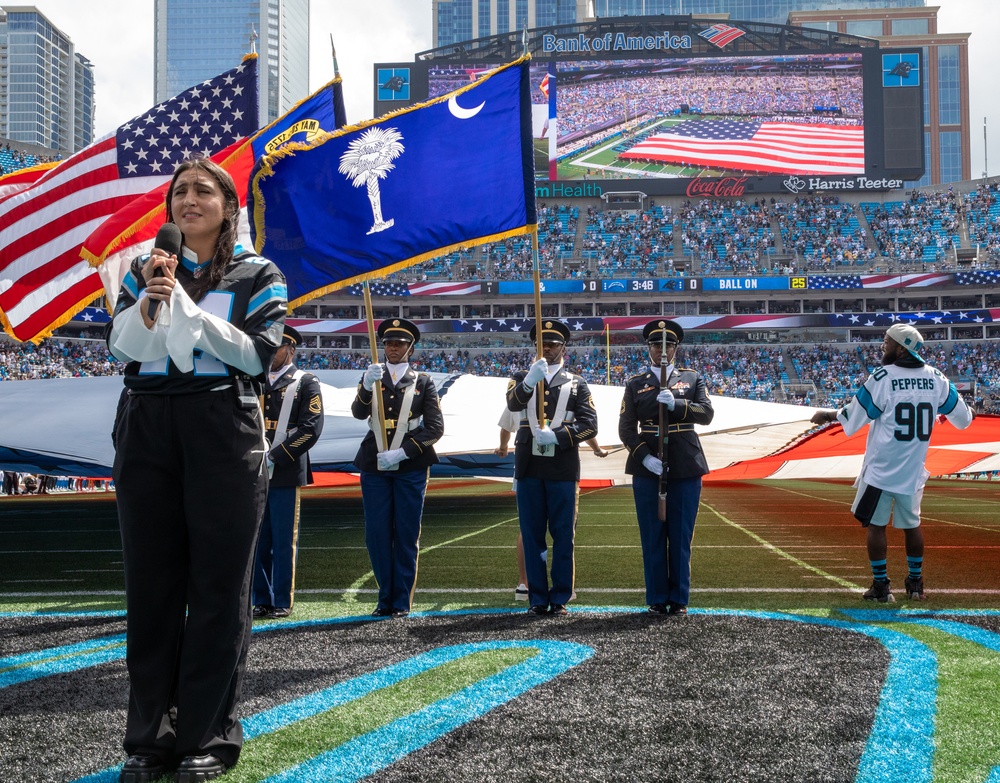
(81, 75, 347, 311)
(0, 162, 59, 202)
(250, 57, 536, 309)
(619, 118, 865, 176)
(0, 56, 259, 343)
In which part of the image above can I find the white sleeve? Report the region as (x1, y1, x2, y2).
(164, 283, 263, 376)
(940, 379, 974, 430)
(108, 291, 170, 364)
(497, 407, 519, 432)
(837, 375, 881, 437)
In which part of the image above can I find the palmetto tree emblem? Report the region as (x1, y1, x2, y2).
(338, 126, 405, 235)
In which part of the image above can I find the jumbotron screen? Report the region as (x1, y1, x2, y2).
(375, 24, 922, 196)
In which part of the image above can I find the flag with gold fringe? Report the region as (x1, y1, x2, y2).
(81, 75, 347, 312)
(0, 56, 258, 343)
(249, 57, 536, 309)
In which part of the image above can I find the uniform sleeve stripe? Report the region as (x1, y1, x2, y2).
(248, 283, 288, 317)
(122, 272, 140, 300)
(938, 384, 960, 415)
(856, 384, 882, 419)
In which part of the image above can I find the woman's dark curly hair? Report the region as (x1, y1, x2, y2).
(164, 157, 240, 302)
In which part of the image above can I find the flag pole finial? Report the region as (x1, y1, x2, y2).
(249, 24, 258, 55)
(330, 35, 340, 78)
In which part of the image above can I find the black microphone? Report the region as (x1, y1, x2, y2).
(146, 222, 183, 321)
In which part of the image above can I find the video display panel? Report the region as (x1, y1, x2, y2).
(428, 53, 865, 182)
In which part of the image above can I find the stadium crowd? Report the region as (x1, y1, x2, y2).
(557, 69, 863, 140)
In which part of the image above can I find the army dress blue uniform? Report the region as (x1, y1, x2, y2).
(619, 320, 713, 613)
(253, 325, 325, 618)
(507, 322, 598, 613)
(351, 318, 443, 617)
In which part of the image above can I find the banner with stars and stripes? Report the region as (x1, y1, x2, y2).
(0, 56, 259, 343)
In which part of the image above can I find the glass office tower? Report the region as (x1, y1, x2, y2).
(0, 7, 94, 153)
(153, 0, 309, 129)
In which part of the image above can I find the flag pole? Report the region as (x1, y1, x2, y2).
(605, 323, 611, 385)
(330, 34, 340, 76)
(362, 281, 388, 452)
(531, 227, 545, 424)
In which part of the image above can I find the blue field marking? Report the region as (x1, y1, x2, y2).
(0, 633, 126, 689)
(22, 607, 1000, 783)
(70, 638, 592, 783)
(845, 609, 1000, 783)
(702, 609, 938, 783)
(255, 640, 593, 783)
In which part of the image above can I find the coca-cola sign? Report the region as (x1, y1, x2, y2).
(685, 176, 748, 198)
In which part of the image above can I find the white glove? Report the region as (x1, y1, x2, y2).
(656, 388, 676, 411)
(523, 358, 548, 388)
(363, 364, 384, 391)
(535, 427, 558, 446)
(377, 448, 406, 470)
(642, 454, 664, 476)
(266, 458, 275, 480)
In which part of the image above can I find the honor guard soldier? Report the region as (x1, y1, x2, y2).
(351, 318, 444, 618)
(507, 320, 598, 616)
(253, 325, 325, 620)
(618, 320, 714, 616)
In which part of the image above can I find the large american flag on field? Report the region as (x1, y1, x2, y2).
(0, 57, 258, 343)
(618, 118, 865, 176)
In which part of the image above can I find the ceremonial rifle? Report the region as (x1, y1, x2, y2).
(658, 328, 669, 522)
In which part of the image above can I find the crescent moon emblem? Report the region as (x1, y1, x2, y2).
(448, 95, 485, 120)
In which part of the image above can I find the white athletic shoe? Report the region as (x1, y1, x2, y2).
(514, 584, 529, 601)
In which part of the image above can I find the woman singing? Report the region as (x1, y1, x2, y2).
(107, 158, 287, 783)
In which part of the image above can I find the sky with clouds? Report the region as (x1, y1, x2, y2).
(17, 0, 999, 179)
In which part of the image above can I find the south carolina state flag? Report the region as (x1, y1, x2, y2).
(250, 57, 536, 309)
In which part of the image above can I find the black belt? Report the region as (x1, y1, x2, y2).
(639, 424, 694, 434)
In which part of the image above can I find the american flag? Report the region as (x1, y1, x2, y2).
(698, 24, 747, 48)
(808, 275, 863, 289)
(956, 270, 1000, 286)
(0, 57, 258, 343)
(619, 119, 865, 176)
(347, 282, 412, 297)
(859, 272, 953, 288)
(452, 317, 604, 334)
(409, 281, 483, 296)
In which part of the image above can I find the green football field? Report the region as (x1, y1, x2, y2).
(3, 478, 999, 613)
(3, 479, 1000, 782)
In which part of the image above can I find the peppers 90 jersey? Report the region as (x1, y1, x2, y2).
(837, 362, 973, 494)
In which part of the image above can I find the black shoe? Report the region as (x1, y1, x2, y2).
(863, 579, 895, 603)
(391, 609, 410, 618)
(904, 576, 925, 600)
(371, 607, 392, 617)
(119, 753, 167, 783)
(527, 605, 548, 615)
(668, 603, 688, 616)
(648, 604, 668, 615)
(252, 605, 272, 619)
(549, 604, 568, 616)
(271, 607, 292, 618)
(175, 753, 226, 783)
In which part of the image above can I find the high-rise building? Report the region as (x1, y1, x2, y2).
(431, 0, 968, 185)
(153, 0, 309, 129)
(0, 6, 94, 154)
